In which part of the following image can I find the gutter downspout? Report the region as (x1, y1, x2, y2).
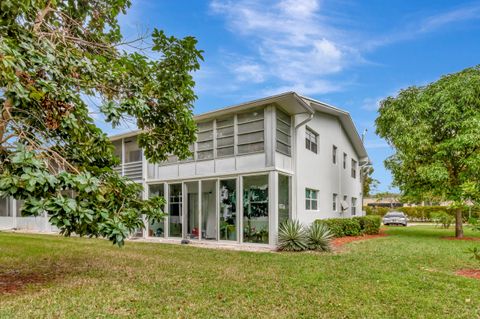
(293, 111, 314, 221)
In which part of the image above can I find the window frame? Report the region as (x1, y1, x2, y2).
(305, 188, 319, 211)
(332, 145, 337, 164)
(351, 197, 357, 215)
(305, 127, 318, 154)
(332, 193, 338, 212)
(351, 159, 357, 178)
(343, 152, 347, 169)
(276, 108, 292, 156)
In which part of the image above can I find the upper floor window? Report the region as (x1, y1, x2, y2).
(351, 197, 357, 215)
(332, 193, 338, 211)
(305, 128, 318, 154)
(332, 145, 337, 164)
(351, 159, 357, 178)
(305, 188, 318, 210)
(276, 108, 291, 156)
(237, 108, 264, 154)
(216, 116, 234, 157)
(343, 152, 347, 169)
(197, 121, 214, 160)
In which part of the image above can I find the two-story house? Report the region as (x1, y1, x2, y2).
(0, 92, 368, 248)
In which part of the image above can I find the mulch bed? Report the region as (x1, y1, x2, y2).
(456, 269, 480, 280)
(332, 231, 388, 248)
(442, 237, 480, 241)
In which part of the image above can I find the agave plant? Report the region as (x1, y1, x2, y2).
(307, 222, 333, 252)
(278, 219, 308, 251)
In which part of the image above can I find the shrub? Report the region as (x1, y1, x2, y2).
(431, 211, 454, 229)
(468, 217, 480, 232)
(277, 219, 308, 251)
(306, 223, 333, 252)
(356, 216, 381, 235)
(316, 219, 346, 237)
(342, 218, 362, 236)
(467, 247, 480, 263)
(316, 216, 381, 237)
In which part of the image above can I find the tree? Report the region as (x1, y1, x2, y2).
(375, 66, 480, 238)
(361, 165, 379, 197)
(0, 1, 203, 245)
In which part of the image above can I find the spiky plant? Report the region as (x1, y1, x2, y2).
(307, 222, 333, 252)
(278, 219, 308, 251)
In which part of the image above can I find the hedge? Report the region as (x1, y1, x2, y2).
(364, 205, 480, 222)
(315, 216, 381, 237)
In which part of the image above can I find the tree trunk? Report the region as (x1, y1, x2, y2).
(455, 208, 463, 239)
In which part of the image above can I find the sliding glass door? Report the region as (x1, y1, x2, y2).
(169, 184, 182, 237)
(185, 182, 199, 239)
(242, 175, 269, 244)
(201, 180, 217, 240)
(148, 184, 165, 237)
(219, 179, 237, 241)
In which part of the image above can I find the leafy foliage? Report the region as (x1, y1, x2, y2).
(277, 219, 308, 251)
(376, 66, 480, 237)
(0, 0, 203, 245)
(306, 222, 332, 251)
(362, 166, 379, 197)
(316, 216, 381, 237)
(431, 211, 454, 229)
(468, 247, 480, 262)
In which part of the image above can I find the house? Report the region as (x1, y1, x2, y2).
(0, 92, 369, 247)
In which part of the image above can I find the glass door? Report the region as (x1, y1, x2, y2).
(185, 181, 199, 239)
(201, 180, 217, 240)
(242, 175, 269, 244)
(219, 179, 237, 241)
(168, 183, 182, 237)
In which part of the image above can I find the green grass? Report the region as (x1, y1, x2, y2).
(0, 226, 479, 318)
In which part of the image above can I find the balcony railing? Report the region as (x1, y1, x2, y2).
(114, 161, 143, 180)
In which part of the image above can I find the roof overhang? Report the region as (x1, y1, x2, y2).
(300, 95, 369, 162)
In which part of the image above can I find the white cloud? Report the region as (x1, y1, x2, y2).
(210, 0, 358, 95)
(361, 97, 382, 112)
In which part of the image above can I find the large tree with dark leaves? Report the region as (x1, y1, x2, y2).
(376, 66, 480, 238)
(0, 0, 203, 245)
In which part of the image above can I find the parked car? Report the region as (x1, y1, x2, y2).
(383, 211, 408, 226)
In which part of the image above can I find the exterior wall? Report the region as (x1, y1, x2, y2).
(292, 112, 363, 226)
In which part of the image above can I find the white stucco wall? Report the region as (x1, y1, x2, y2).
(292, 112, 363, 226)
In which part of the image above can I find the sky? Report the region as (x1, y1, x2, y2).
(98, 0, 480, 193)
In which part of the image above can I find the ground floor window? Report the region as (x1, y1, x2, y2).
(305, 188, 318, 210)
(243, 175, 269, 244)
(148, 184, 165, 237)
(278, 174, 290, 225)
(333, 193, 338, 212)
(351, 197, 357, 215)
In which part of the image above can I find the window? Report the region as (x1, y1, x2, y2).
(0, 198, 10, 217)
(169, 184, 183, 237)
(332, 193, 338, 211)
(343, 153, 347, 169)
(351, 159, 357, 178)
(237, 108, 265, 154)
(332, 145, 337, 164)
(305, 188, 318, 210)
(351, 197, 357, 215)
(305, 128, 318, 153)
(276, 109, 291, 155)
(216, 116, 234, 157)
(197, 121, 214, 160)
(341, 195, 348, 212)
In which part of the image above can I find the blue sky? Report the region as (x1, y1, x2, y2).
(101, 0, 480, 193)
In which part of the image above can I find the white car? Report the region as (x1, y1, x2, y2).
(383, 211, 408, 226)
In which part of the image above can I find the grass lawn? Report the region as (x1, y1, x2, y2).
(1, 226, 479, 318)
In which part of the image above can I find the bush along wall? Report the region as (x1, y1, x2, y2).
(364, 205, 480, 222)
(315, 216, 381, 237)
